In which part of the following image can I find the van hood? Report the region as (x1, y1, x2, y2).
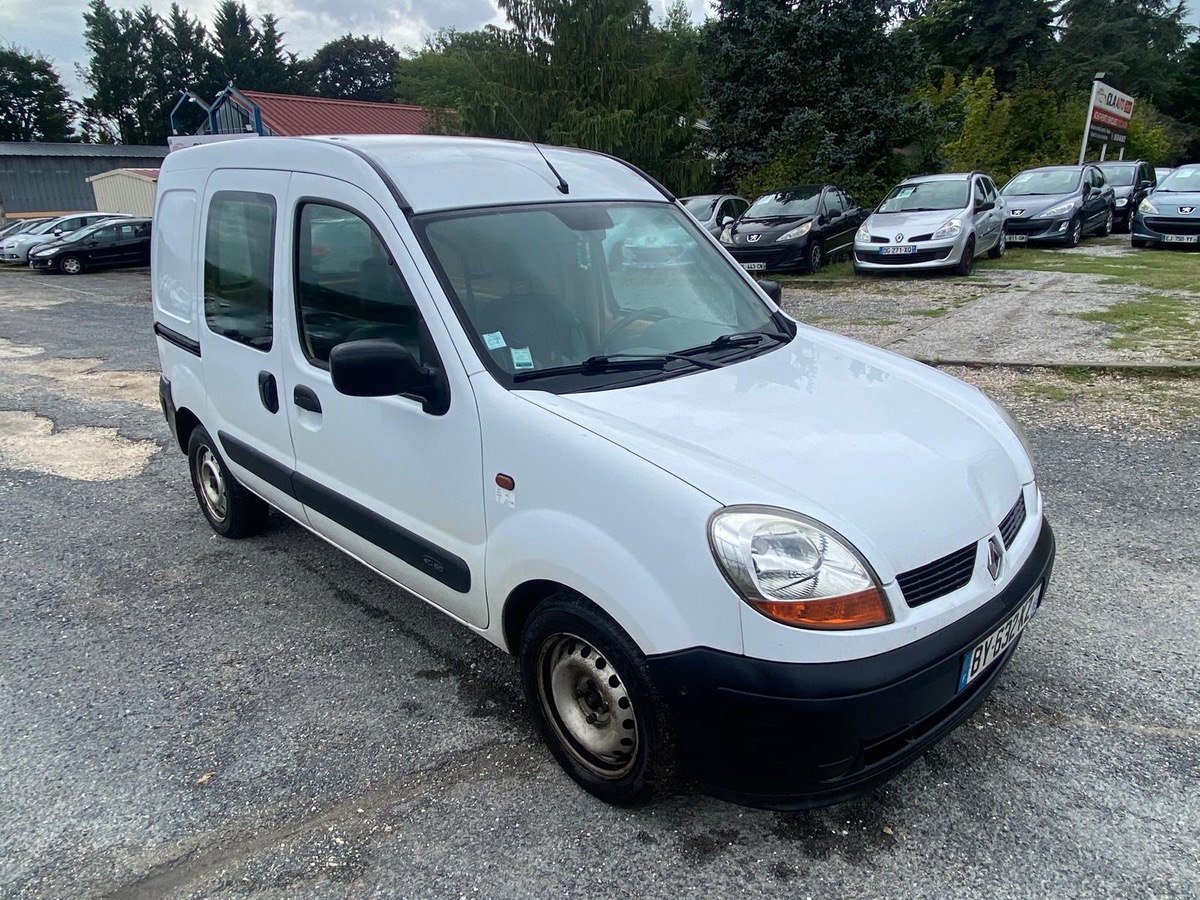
(519, 331, 1031, 581)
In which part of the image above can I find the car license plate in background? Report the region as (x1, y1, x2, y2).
(880, 245, 917, 255)
(1007, 234, 1027, 243)
(957, 584, 1043, 692)
(1164, 235, 1198, 244)
(740, 261, 767, 271)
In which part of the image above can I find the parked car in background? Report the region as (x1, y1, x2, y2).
(0, 212, 131, 264)
(1131, 164, 1200, 249)
(721, 185, 864, 274)
(1001, 165, 1114, 246)
(29, 217, 152, 274)
(1155, 167, 1174, 184)
(0, 217, 52, 241)
(853, 172, 1005, 275)
(679, 194, 750, 236)
(1096, 160, 1156, 232)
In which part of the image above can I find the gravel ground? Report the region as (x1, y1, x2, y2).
(1, 267, 1198, 899)
(782, 236, 1200, 363)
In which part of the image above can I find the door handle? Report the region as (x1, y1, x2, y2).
(257, 371, 278, 414)
(293, 384, 322, 414)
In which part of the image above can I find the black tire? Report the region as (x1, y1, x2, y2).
(187, 426, 269, 538)
(954, 236, 976, 275)
(1131, 237, 1148, 248)
(1099, 208, 1114, 236)
(806, 240, 824, 274)
(59, 255, 83, 275)
(987, 227, 1006, 259)
(520, 592, 676, 806)
(1066, 216, 1083, 248)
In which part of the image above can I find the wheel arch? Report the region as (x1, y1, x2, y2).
(174, 405, 201, 455)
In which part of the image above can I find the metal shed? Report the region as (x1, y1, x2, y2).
(0, 143, 168, 218)
(87, 168, 159, 217)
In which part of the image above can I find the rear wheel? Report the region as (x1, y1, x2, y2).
(187, 426, 269, 538)
(520, 592, 675, 806)
(59, 255, 83, 275)
(954, 236, 976, 275)
(987, 227, 1006, 259)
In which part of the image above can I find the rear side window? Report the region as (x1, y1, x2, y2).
(294, 202, 427, 367)
(154, 190, 197, 324)
(204, 191, 276, 351)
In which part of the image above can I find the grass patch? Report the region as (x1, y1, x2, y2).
(1011, 379, 1075, 401)
(1057, 365, 1095, 384)
(909, 307, 948, 317)
(979, 246, 1200, 292)
(1073, 293, 1200, 358)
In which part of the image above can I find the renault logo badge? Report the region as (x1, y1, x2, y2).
(895, 233, 904, 242)
(986, 536, 1004, 581)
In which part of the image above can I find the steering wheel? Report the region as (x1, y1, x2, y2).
(602, 306, 672, 346)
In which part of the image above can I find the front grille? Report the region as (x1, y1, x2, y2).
(869, 235, 888, 243)
(855, 247, 953, 265)
(897, 543, 976, 607)
(1143, 217, 1200, 235)
(998, 494, 1026, 548)
(1005, 218, 1057, 235)
(729, 246, 785, 265)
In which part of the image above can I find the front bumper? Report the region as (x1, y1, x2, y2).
(29, 255, 56, 270)
(0, 248, 31, 263)
(726, 238, 812, 274)
(647, 517, 1055, 810)
(1132, 214, 1200, 247)
(852, 240, 959, 271)
(1005, 216, 1073, 243)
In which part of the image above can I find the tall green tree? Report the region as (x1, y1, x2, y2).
(0, 47, 75, 141)
(701, 0, 929, 200)
(905, 0, 1056, 90)
(457, 0, 708, 192)
(309, 34, 401, 101)
(80, 0, 156, 142)
(211, 0, 260, 86)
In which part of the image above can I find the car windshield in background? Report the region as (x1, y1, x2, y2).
(744, 189, 821, 219)
(417, 202, 780, 385)
(61, 223, 104, 243)
(681, 197, 719, 218)
(1100, 166, 1136, 186)
(1003, 170, 1081, 196)
(27, 220, 60, 236)
(1158, 166, 1200, 191)
(877, 181, 968, 213)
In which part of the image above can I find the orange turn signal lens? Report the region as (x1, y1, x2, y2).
(747, 587, 893, 630)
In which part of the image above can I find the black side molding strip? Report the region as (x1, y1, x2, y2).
(154, 322, 201, 357)
(216, 430, 470, 594)
(218, 431, 297, 498)
(292, 471, 471, 593)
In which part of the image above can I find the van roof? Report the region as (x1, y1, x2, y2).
(160, 134, 670, 214)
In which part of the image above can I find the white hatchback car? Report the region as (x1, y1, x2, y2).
(153, 136, 1054, 809)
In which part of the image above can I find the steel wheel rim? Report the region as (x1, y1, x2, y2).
(537, 633, 638, 778)
(62, 257, 80, 274)
(1072, 220, 1082, 243)
(195, 446, 228, 522)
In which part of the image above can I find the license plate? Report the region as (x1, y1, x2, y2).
(740, 261, 767, 271)
(957, 584, 1042, 692)
(1007, 234, 1027, 243)
(1164, 234, 1198, 244)
(880, 245, 917, 255)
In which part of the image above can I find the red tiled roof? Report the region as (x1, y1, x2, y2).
(240, 90, 432, 137)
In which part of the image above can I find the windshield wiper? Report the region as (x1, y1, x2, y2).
(677, 329, 791, 357)
(512, 352, 721, 383)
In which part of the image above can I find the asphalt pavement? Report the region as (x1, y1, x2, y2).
(0, 267, 1197, 899)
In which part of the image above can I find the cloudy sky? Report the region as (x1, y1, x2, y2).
(1, 0, 710, 102)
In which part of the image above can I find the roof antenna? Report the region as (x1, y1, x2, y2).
(457, 47, 569, 194)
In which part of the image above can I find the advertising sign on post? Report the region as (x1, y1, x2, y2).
(1078, 80, 1135, 163)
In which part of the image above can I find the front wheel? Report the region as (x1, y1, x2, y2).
(1066, 216, 1083, 248)
(954, 236, 976, 275)
(988, 228, 1006, 259)
(187, 426, 270, 538)
(1100, 209, 1114, 236)
(520, 593, 675, 806)
(59, 255, 83, 275)
(806, 240, 824, 274)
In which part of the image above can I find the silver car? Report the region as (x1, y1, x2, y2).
(0, 212, 130, 264)
(679, 193, 750, 236)
(853, 172, 1006, 275)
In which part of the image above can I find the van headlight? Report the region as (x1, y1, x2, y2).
(1139, 197, 1158, 215)
(709, 507, 892, 630)
(855, 224, 870, 243)
(1038, 200, 1078, 219)
(932, 217, 962, 240)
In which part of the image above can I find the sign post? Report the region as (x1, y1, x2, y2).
(1078, 77, 1135, 164)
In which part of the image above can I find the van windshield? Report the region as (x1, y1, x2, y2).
(415, 202, 786, 391)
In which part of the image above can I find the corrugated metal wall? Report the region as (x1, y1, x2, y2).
(0, 155, 165, 216)
(90, 174, 157, 217)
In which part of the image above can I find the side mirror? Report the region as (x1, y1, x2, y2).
(827, 209, 842, 220)
(1139, 180, 1153, 190)
(329, 338, 449, 415)
(756, 279, 782, 303)
(53, 229, 63, 236)
(719, 215, 735, 227)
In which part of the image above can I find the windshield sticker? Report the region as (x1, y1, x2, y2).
(895, 187, 916, 198)
(510, 347, 534, 370)
(483, 331, 506, 351)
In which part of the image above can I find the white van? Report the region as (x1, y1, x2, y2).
(152, 135, 1055, 809)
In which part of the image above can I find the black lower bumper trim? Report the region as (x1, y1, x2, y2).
(647, 518, 1055, 809)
